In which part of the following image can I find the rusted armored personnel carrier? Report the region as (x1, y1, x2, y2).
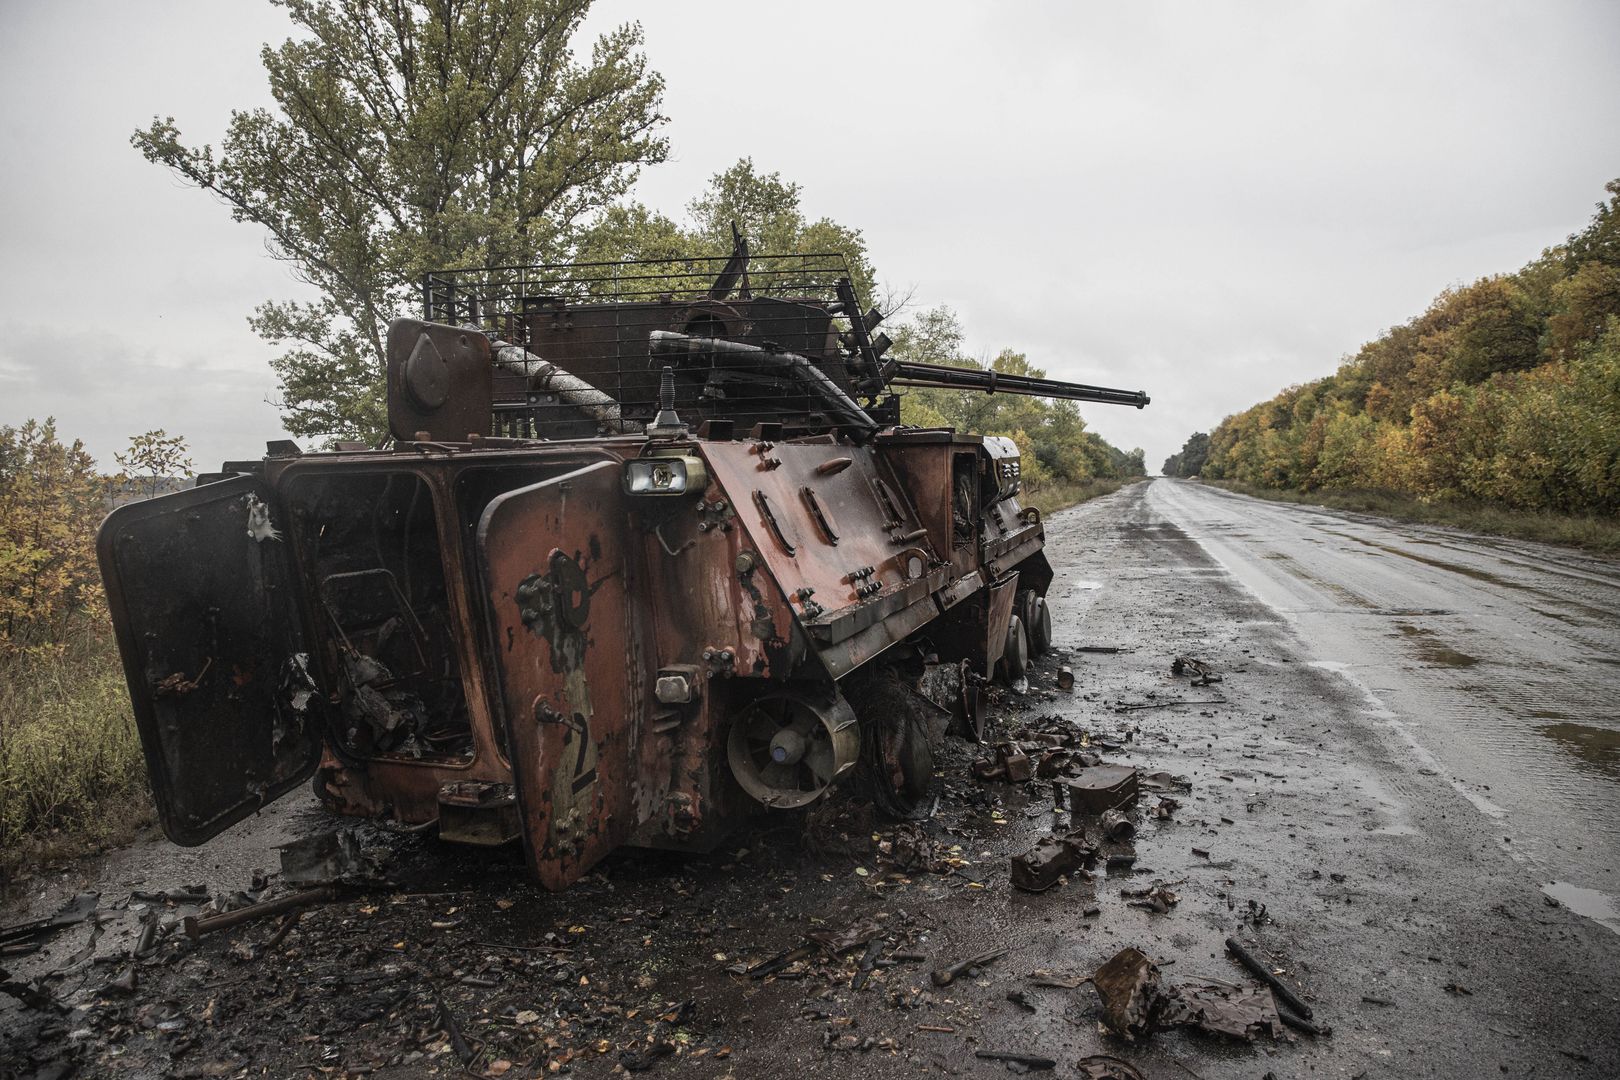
(98, 248, 1148, 889)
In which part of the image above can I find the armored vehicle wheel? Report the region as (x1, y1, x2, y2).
(999, 614, 1029, 683)
(1017, 590, 1052, 657)
(727, 694, 860, 809)
(847, 667, 936, 820)
(1027, 594, 1052, 656)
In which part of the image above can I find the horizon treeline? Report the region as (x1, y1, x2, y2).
(1193, 178, 1620, 513)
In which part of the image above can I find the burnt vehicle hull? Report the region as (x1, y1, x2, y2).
(99, 251, 1146, 889)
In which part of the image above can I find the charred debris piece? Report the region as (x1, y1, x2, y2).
(1225, 936, 1317, 1023)
(932, 947, 1008, 987)
(1092, 946, 1286, 1044)
(1012, 832, 1096, 893)
(982, 715, 1197, 896)
(1170, 656, 1222, 687)
(1121, 880, 1182, 914)
(740, 913, 928, 985)
(0, 892, 99, 950)
(1076, 1055, 1147, 1080)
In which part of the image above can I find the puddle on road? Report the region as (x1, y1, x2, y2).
(1537, 722, 1620, 782)
(1393, 622, 1479, 668)
(1071, 580, 1103, 591)
(1542, 881, 1620, 936)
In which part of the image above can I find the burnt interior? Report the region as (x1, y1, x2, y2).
(285, 471, 473, 762)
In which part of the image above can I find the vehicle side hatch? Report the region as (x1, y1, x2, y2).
(97, 476, 320, 845)
(477, 460, 642, 891)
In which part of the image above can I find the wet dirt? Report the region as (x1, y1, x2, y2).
(4, 479, 1619, 1078)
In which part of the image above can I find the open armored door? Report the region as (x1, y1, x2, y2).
(478, 461, 642, 890)
(97, 476, 320, 845)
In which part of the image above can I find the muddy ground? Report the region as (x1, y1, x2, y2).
(5, 480, 1618, 1079)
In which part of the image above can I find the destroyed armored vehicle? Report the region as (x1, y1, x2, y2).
(98, 246, 1149, 889)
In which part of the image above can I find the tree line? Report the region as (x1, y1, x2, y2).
(1183, 179, 1620, 513)
(1162, 432, 1210, 478)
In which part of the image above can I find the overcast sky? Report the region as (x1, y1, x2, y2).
(2, 0, 1617, 473)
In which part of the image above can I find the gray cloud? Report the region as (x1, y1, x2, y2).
(3, 0, 1618, 470)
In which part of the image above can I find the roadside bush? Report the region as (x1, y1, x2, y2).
(0, 419, 153, 883)
(0, 623, 151, 881)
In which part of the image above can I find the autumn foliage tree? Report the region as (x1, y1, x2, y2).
(1196, 178, 1620, 515)
(133, 0, 670, 445)
(0, 420, 106, 658)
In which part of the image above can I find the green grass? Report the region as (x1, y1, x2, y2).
(0, 620, 153, 888)
(1024, 475, 1147, 518)
(1204, 480, 1620, 555)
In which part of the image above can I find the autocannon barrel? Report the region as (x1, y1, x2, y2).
(890, 360, 1151, 409)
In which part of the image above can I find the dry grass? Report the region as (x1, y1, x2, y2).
(1206, 480, 1620, 555)
(0, 619, 153, 887)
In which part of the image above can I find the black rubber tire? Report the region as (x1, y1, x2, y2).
(1017, 590, 1040, 651)
(999, 614, 1029, 683)
(847, 667, 936, 820)
(1028, 595, 1052, 656)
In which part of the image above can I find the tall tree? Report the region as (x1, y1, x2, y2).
(115, 430, 193, 500)
(576, 158, 879, 303)
(134, 0, 669, 444)
(1163, 431, 1209, 477)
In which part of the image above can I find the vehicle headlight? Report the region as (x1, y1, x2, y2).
(624, 455, 706, 496)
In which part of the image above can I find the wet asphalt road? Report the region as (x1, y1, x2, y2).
(1145, 480, 1620, 931)
(5, 478, 1620, 1078)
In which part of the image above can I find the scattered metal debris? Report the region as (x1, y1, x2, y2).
(1094, 946, 1286, 1044)
(807, 916, 886, 957)
(1160, 979, 1281, 1040)
(1076, 1055, 1147, 1080)
(975, 1048, 1057, 1070)
(1094, 947, 1163, 1041)
(1123, 880, 1182, 914)
(0, 892, 98, 948)
(1139, 771, 1193, 793)
(1115, 697, 1228, 712)
(1171, 656, 1222, 686)
(183, 886, 336, 941)
(1225, 936, 1313, 1019)
(932, 947, 1007, 986)
(1099, 808, 1136, 841)
(1012, 832, 1096, 892)
(279, 827, 369, 885)
(1059, 765, 1139, 813)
